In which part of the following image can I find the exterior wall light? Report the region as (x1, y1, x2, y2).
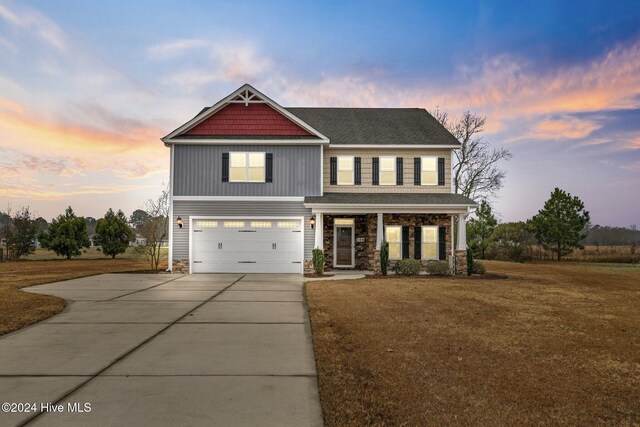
(177, 217, 183, 229)
(310, 217, 316, 229)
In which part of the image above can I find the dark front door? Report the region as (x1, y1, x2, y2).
(336, 227, 352, 266)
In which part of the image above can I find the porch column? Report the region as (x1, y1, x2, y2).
(457, 213, 467, 250)
(376, 212, 384, 250)
(314, 213, 324, 249)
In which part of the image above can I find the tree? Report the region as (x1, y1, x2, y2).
(1, 207, 39, 260)
(94, 209, 135, 259)
(531, 188, 590, 261)
(491, 222, 536, 262)
(39, 207, 91, 259)
(467, 200, 498, 259)
(129, 209, 150, 232)
(431, 108, 512, 201)
(135, 189, 169, 270)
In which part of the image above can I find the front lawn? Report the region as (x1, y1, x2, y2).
(0, 257, 167, 335)
(306, 261, 640, 426)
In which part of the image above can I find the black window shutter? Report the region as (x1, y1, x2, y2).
(414, 226, 422, 260)
(396, 157, 403, 185)
(438, 226, 447, 260)
(330, 157, 337, 185)
(354, 157, 361, 185)
(372, 157, 379, 185)
(222, 153, 229, 182)
(401, 226, 410, 259)
(438, 157, 445, 186)
(414, 157, 421, 185)
(265, 153, 273, 183)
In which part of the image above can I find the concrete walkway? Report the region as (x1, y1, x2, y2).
(0, 273, 322, 427)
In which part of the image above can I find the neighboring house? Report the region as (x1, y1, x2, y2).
(162, 84, 477, 274)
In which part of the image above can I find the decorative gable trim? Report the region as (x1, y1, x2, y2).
(162, 84, 330, 145)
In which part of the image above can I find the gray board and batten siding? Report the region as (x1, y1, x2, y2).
(172, 200, 314, 261)
(173, 145, 322, 197)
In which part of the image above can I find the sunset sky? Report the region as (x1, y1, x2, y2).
(0, 0, 639, 226)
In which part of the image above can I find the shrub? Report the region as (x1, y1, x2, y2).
(394, 259, 422, 276)
(380, 241, 389, 275)
(472, 261, 486, 274)
(312, 248, 324, 275)
(467, 248, 474, 276)
(426, 260, 451, 276)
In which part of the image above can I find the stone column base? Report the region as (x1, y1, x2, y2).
(373, 250, 381, 274)
(454, 250, 467, 275)
(303, 259, 313, 274)
(172, 259, 189, 273)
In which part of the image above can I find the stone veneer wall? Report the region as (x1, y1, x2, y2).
(172, 259, 189, 273)
(322, 213, 452, 270)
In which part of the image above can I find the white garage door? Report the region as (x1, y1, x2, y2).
(191, 218, 303, 273)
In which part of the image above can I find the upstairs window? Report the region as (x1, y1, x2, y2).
(421, 156, 437, 185)
(386, 226, 402, 260)
(337, 156, 354, 185)
(380, 157, 396, 185)
(230, 152, 265, 182)
(421, 226, 438, 259)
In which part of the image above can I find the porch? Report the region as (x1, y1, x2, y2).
(303, 193, 478, 274)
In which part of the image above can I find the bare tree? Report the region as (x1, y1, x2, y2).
(135, 188, 169, 270)
(430, 108, 512, 201)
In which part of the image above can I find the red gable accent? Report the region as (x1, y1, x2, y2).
(183, 103, 313, 136)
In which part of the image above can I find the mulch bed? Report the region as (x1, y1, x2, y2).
(304, 273, 335, 278)
(364, 273, 508, 280)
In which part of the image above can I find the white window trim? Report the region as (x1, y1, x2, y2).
(229, 152, 266, 183)
(421, 225, 439, 260)
(337, 156, 354, 186)
(333, 218, 355, 268)
(385, 225, 402, 260)
(420, 156, 438, 186)
(379, 156, 396, 186)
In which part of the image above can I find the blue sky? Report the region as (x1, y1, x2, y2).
(0, 0, 639, 226)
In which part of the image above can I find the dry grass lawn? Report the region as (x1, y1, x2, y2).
(306, 261, 640, 426)
(0, 257, 166, 335)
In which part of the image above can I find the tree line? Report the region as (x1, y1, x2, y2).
(0, 190, 169, 270)
(468, 188, 593, 262)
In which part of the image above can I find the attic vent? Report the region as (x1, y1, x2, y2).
(230, 89, 265, 106)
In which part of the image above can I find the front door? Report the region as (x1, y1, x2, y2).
(335, 226, 353, 267)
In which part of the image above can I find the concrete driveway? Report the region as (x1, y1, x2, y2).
(0, 273, 322, 427)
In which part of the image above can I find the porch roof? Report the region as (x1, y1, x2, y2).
(304, 193, 477, 214)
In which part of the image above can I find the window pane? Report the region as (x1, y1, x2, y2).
(380, 157, 395, 170)
(248, 152, 264, 167)
(386, 226, 401, 243)
(334, 219, 354, 225)
(230, 168, 246, 182)
(194, 220, 218, 228)
(380, 171, 395, 185)
(422, 171, 437, 185)
(422, 226, 437, 243)
(338, 156, 353, 171)
(422, 157, 436, 171)
(422, 243, 437, 259)
(230, 153, 246, 167)
(338, 171, 353, 185)
(389, 243, 401, 259)
(277, 221, 299, 228)
(224, 221, 245, 228)
(250, 221, 272, 228)
(248, 167, 265, 182)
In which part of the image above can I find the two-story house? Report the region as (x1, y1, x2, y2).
(162, 84, 477, 274)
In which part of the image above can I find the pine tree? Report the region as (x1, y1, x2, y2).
(531, 188, 590, 261)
